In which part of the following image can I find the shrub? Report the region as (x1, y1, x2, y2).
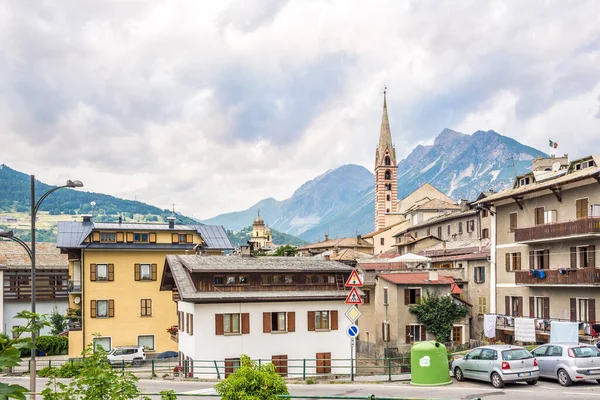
(36, 336, 68, 356)
(38, 366, 58, 378)
(15, 337, 32, 357)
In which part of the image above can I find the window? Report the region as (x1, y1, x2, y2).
(261, 275, 270, 285)
(384, 156, 391, 166)
(467, 220, 475, 233)
(482, 228, 489, 239)
(315, 311, 330, 330)
(452, 326, 463, 344)
(285, 275, 294, 284)
(138, 335, 154, 351)
(226, 276, 236, 285)
(179, 234, 187, 243)
(478, 297, 487, 314)
(97, 264, 108, 281)
(406, 325, 425, 343)
(474, 266, 485, 283)
(92, 300, 114, 318)
(327, 275, 335, 284)
(576, 198, 589, 219)
(384, 170, 391, 180)
(481, 209, 489, 218)
(404, 288, 421, 305)
(273, 312, 286, 331)
(385, 183, 392, 190)
(530, 249, 550, 270)
(273, 275, 282, 284)
(93, 337, 111, 352)
(140, 299, 152, 317)
(534, 207, 545, 226)
(505, 296, 523, 317)
(447, 225, 451, 235)
(214, 276, 224, 285)
(571, 245, 596, 268)
(134, 263, 157, 281)
(386, 194, 390, 201)
(509, 212, 518, 232)
(224, 313, 240, 334)
(579, 299, 590, 322)
(308, 310, 338, 331)
(363, 289, 371, 305)
(239, 276, 248, 284)
(480, 348, 497, 360)
(544, 210, 557, 223)
(90, 263, 113, 282)
(140, 264, 151, 280)
(100, 232, 116, 242)
(437, 226, 442, 238)
(519, 176, 531, 186)
(458, 222, 463, 234)
(530, 296, 549, 319)
(380, 238, 385, 246)
(134, 233, 149, 243)
(505, 252, 522, 271)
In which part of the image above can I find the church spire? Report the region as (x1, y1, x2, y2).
(376, 87, 396, 167)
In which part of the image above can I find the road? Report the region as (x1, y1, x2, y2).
(4, 376, 600, 399)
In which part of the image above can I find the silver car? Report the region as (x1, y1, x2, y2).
(452, 345, 539, 388)
(531, 343, 600, 386)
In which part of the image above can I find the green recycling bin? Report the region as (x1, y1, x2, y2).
(410, 341, 452, 386)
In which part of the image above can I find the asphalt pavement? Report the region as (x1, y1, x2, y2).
(3, 376, 600, 399)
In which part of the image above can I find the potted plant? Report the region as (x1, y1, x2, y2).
(166, 326, 178, 335)
(173, 366, 183, 376)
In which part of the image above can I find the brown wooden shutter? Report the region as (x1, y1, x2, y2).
(510, 213, 517, 232)
(172, 233, 179, 243)
(108, 300, 115, 317)
(225, 358, 234, 376)
(529, 296, 535, 318)
(90, 264, 97, 281)
(288, 312, 295, 332)
(92, 231, 100, 242)
(330, 310, 338, 330)
(126, 232, 134, 243)
(590, 299, 596, 323)
(505, 296, 510, 315)
(190, 314, 194, 335)
(108, 264, 114, 281)
(529, 251, 534, 270)
(151, 264, 158, 281)
(215, 314, 224, 335)
(505, 253, 510, 271)
(134, 264, 141, 281)
(576, 198, 589, 218)
(570, 298, 577, 321)
(543, 297, 550, 319)
(543, 250, 549, 270)
(404, 288, 410, 305)
(589, 245, 596, 268)
(415, 289, 421, 303)
(405, 325, 410, 343)
(90, 300, 97, 318)
(535, 207, 544, 225)
(263, 312, 271, 333)
(517, 297, 523, 317)
(241, 313, 250, 334)
(420, 325, 426, 341)
(186, 234, 193, 243)
(180, 311, 185, 331)
(307, 311, 315, 331)
(516, 253, 522, 270)
(571, 247, 577, 268)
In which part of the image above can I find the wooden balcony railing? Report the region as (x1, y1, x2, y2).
(515, 217, 600, 242)
(515, 268, 600, 285)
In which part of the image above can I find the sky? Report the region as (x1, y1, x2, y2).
(1, 0, 599, 220)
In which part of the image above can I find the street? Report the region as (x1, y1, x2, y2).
(4, 377, 600, 399)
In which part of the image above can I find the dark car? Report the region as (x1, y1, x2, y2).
(157, 351, 178, 359)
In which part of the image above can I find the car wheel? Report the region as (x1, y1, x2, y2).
(132, 359, 142, 367)
(454, 367, 465, 382)
(526, 380, 538, 385)
(557, 369, 573, 387)
(491, 372, 505, 388)
(596, 379, 600, 384)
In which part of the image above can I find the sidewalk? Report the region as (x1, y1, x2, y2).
(333, 373, 411, 382)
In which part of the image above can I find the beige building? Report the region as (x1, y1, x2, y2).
(297, 235, 374, 257)
(476, 154, 600, 343)
(248, 211, 273, 250)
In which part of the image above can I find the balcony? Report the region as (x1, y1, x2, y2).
(67, 280, 82, 293)
(67, 316, 82, 331)
(515, 268, 600, 285)
(515, 217, 600, 243)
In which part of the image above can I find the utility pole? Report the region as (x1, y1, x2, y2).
(383, 286, 391, 382)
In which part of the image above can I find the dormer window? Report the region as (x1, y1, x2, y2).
(576, 160, 595, 170)
(385, 156, 391, 166)
(519, 177, 531, 186)
(385, 170, 391, 180)
(100, 232, 116, 243)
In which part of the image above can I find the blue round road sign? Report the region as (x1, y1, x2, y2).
(346, 324, 359, 338)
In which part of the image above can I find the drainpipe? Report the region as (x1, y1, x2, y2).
(490, 205, 497, 314)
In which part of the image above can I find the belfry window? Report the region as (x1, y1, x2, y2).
(385, 170, 391, 180)
(385, 156, 391, 166)
(385, 183, 392, 190)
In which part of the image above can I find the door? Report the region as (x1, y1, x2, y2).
(476, 348, 497, 381)
(73, 261, 81, 290)
(531, 346, 549, 377)
(461, 349, 482, 379)
(543, 345, 564, 378)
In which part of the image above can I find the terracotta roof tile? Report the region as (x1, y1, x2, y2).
(297, 237, 374, 250)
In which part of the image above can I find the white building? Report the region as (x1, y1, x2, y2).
(161, 254, 355, 378)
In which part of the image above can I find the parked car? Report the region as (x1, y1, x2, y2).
(531, 343, 600, 386)
(452, 345, 539, 388)
(157, 351, 178, 359)
(107, 346, 146, 366)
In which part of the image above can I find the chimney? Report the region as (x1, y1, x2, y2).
(82, 214, 92, 223)
(357, 234, 362, 243)
(240, 245, 252, 257)
(118, 216, 122, 224)
(460, 199, 469, 211)
(428, 270, 439, 282)
(324, 234, 329, 241)
(167, 215, 176, 229)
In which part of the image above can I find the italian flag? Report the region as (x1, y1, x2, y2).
(549, 139, 558, 149)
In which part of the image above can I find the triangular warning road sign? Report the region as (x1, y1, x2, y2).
(345, 287, 363, 305)
(345, 270, 363, 287)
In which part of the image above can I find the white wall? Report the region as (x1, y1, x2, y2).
(178, 300, 352, 378)
(3, 300, 69, 336)
(0, 270, 3, 333)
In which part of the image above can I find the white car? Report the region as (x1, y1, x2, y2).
(107, 346, 146, 366)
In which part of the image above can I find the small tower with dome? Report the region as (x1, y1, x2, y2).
(249, 210, 273, 249)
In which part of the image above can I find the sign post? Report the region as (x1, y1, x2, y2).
(344, 270, 363, 381)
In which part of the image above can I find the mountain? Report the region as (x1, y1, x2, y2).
(203, 129, 547, 241)
(226, 226, 308, 247)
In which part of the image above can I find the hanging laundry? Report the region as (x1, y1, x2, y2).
(515, 318, 536, 342)
(550, 321, 579, 343)
(484, 314, 497, 338)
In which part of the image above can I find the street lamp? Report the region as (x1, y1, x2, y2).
(1, 176, 84, 399)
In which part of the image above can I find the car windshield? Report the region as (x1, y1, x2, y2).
(571, 346, 600, 358)
(502, 349, 532, 361)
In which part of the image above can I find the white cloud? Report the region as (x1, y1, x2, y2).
(0, 0, 599, 219)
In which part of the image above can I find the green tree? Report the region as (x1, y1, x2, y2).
(272, 244, 297, 257)
(215, 355, 289, 400)
(48, 306, 66, 336)
(409, 292, 470, 343)
(42, 342, 149, 400)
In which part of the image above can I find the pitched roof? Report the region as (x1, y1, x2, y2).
(317, 248, 374, 262)
(403, 209, 477, 231)
(362, 221, 405, 239)
(405, 198, 460, 213)
(358, 261, 408, 271)
(376, 91, 396, 165)
(297, 237, 374, 251)
(0, 241, 67, 269)
(171, 254, 354, 272)
(378, 273, 454, 285)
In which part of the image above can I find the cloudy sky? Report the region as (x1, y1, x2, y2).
(1, 0, 599, 219)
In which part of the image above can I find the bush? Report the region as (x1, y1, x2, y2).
(38, 366, 58, 378)
(36, 336, 68, 356)
(15, 337, 32, 357)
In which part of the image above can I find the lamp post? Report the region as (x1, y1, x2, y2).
(383, 286, 391, 382)
(1, 176, 83, 399)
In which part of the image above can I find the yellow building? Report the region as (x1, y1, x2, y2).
(248, 211, 273, 250)
(57, 215, 233, 357)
